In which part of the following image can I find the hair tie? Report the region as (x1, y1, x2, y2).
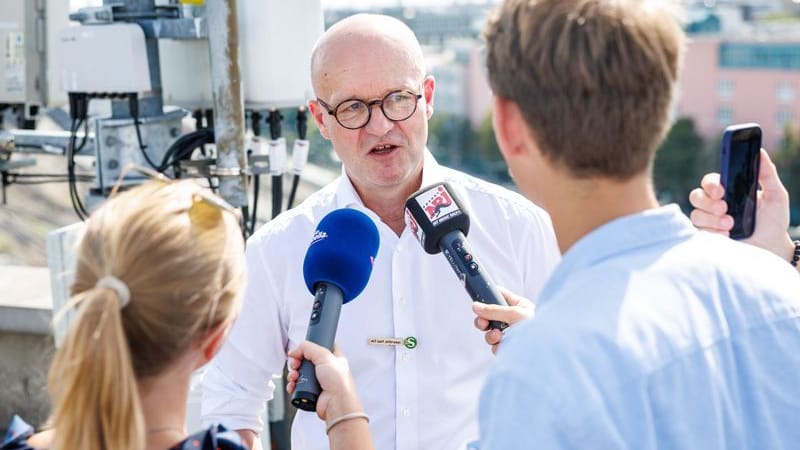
(96, 276, 131, 308)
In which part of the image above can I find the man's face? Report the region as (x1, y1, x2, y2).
(310, 45, 434, 195)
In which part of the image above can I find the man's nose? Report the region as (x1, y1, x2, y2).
(364, 103, 394, 136)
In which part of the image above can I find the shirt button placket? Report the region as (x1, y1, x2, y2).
(393, 241, 419, 450)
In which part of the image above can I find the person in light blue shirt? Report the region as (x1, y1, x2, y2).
(475, 0, 800, 448)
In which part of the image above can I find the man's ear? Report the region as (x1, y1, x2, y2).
(308, 99, 332, 140)
(422, 75, 435, 120)
(198, 320, 232, 366)
(492, 95, 528, 160)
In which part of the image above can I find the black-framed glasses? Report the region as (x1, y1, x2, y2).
(317, 89, 423, 130)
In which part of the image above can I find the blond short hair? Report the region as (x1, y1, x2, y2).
(485, 0, 685, 179)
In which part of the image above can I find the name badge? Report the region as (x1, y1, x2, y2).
(368, 336, 418, 349)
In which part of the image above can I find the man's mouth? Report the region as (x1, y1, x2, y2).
(371, 144, 398, 155)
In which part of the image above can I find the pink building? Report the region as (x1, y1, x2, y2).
(677, 35, 800, 150)
(466, 44, 493, 129)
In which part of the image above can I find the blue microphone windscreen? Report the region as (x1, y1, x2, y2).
(303, 208, 380, 303)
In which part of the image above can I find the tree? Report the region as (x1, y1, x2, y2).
(473, 114, 511, 183)
(428, 113, 475, 168)
(652, 118, 711, 211)
(773, 124, 800, 225)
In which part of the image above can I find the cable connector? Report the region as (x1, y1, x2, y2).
(68, 93, 89, 121)
(291, 139, 309, 176)
(127, 92, 140, 125)
(251, 110, 263, 137)
(269, 137, 287, 176)
(268, 109, 283, 140)
(296, 106, 308, 140)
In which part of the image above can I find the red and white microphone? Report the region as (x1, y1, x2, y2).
(404, 182, 508, 330)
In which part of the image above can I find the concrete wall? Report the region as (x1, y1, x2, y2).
(0, 331, 54, 432)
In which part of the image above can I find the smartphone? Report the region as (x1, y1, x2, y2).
(720, 123, 761, 240)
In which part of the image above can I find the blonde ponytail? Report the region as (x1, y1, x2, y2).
(46, 180, 245, 450)
(49, 287, 145, 450)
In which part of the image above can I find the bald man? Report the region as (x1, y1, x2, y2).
(201, 14, 560, 450)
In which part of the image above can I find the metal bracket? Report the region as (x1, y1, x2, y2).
(0, 157, 38, 205)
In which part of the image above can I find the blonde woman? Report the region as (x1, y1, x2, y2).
(2, 179, 372, 450)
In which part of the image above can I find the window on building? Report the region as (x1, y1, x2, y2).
(718, 79, 734, 98)
(720, 43, 800, 70)
(777, 109, 793, 129)
(777, 81, 795, 103)
(718, 106, 733, 126)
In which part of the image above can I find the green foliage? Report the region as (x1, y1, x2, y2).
(652, 118, 715, 211)
(427, 112, 511, 184)
(773, 125, 800, 224)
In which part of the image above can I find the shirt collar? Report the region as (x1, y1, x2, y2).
(537, 204, 697, 308)
(334, 148, 444, 209)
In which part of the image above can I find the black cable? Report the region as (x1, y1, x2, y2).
(67, 93, 90, 220)
(248, 110, 263, 233)
(287, 107, 309, 209)
(250, 166, 260, 234)
(160, 128, 215, 171)
(67, 116, 89, 220)
(8, 172, 93, 179)
(193, 108, 205, 130)
(71, 124, 89, 218)
(10, 179, 93, 185)
(288, 175, 301, 209)
(205, 108, 214, 131)
(268, 109, 284, 219)
(128, 93, 159, 170)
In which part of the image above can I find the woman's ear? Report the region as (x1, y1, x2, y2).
(198, 320, 232, 366)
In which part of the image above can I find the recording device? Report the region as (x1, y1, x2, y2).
(404, 183, 508, 331)
(290, 208, 380, 412)
(720, 123, 762, 240)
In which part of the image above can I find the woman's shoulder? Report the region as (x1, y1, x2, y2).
(169, 424, 248, 450)
(1, 415, 39, 450)
(2, 418, 248, 450)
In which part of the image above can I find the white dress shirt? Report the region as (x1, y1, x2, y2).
(201, 151, 561, 450)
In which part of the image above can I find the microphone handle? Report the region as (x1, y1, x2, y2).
(439, 230, 509, 331)
(290, 283, 343, 412)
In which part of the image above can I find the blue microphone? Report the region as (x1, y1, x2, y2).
(291, 208, 380, 412)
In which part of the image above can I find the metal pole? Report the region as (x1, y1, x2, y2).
(206, 0, 248, 207)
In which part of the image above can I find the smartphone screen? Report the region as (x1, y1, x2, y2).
(721, 124, 761, 240)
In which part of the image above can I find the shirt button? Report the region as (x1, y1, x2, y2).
(400, 352, 409, 362)
(402, 408, 411, 417)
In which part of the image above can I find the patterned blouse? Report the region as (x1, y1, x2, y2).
(2, 416, 248, 450)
